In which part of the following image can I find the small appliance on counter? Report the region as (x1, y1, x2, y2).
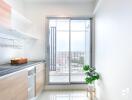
(11, 58, 28, 65)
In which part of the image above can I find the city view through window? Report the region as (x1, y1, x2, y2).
(49, 19, 91, 83)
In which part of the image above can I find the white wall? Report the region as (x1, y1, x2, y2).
(24, 2, 95, 88)
(24, 2, 95, 60)
(95, 0, 132, 100)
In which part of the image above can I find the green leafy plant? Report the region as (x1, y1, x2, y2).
(83, 65, 100, 84)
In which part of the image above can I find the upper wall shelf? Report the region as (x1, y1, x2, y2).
(0, 1, 38, 40)
(0, 25, 38, 40)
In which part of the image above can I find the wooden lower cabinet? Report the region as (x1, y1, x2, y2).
(35, 63, 45, 96)
(0, 69, 28, 100)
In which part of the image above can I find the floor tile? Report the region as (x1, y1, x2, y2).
(37, 90, 88, 100)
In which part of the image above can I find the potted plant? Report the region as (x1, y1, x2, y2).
(83, 65, 100, 99)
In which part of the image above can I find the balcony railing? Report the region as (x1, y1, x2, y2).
(50, 51, 84, 73)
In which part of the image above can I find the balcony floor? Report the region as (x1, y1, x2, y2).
(49, 72, 85, 83)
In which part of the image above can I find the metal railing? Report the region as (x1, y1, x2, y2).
(50, 51, 84, 74)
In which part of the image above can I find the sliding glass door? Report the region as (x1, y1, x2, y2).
(70, 20, 91, 83)
(49, 19, 70, 83)
(48, 18, 91, 84)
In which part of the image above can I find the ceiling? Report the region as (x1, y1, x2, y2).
(24, 0, 96, 3)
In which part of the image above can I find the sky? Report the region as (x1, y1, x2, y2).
(49, 19, 90, 52)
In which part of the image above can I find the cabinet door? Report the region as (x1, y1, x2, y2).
(0, 69, 28, 100)
(36, 63, 45, 96)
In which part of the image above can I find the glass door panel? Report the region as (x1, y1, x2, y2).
(49, 19, 70, 83)
(48, 18, 91, 84)
(70, 20, 90, 83)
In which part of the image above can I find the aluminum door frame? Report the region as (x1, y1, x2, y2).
(46, 17, 93, 85)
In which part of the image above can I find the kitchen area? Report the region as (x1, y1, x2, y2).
(0, 61, 46, 100)
(0, 0, 46, 100)
(0, 0, 94, 100)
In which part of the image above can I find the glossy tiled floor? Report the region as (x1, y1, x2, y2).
(37, 90, 88, 100)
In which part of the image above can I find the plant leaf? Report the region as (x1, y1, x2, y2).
(83, 65, 90, 71)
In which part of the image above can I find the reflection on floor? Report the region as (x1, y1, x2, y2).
(37, 90, 88, 100)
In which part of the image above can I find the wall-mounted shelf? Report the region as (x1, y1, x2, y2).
(0, 25, 38, 49)
(12, 28, 39, 40)
(0, 3, 38, 49)
(0, 25, 38, 40)
(0, 36, 23, 49)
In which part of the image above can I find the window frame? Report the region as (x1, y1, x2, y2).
(45, 17, 93, 85)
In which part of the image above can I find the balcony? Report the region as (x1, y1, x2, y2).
(49, 52, 85, 83)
